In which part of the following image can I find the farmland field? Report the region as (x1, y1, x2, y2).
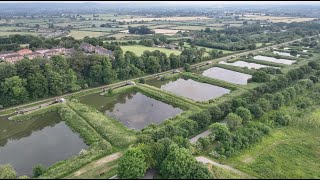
(120, 45, 181, 56)
(241, 15, 316, 23)
(0, 31, 39, 37)
(116, 16, 211, 22)
(69, 30, 109, 39)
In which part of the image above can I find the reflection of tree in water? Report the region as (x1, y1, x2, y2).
(101, 90, 138, 113)
(0, 112, 61, 147)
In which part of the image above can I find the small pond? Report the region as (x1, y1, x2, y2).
(0, 111, 88, 177)
(147, 77, 230, 101)
(273, 51, 300, 57)
(219, 61, 273, 69)
(253, 55, 295, 65)
(202, 67, 252, 85)
(79, 90, 183, 130)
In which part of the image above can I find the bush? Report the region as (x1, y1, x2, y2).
(198, 137, 210, 149)
(209, 123, 231, 141)
(0, 164, 16, 179)
(251, 70, 270, 82)
(208, 105, 224, 121)
(118, 147, 148, 179)
(139, 78, 145, 84)
(160, 144, 210, 179)
(248, 104, 264, 119)
(225, 113, 243, 131)
(33, 164, 46, 178)
(271, 112, 290, 126)
(235, 107, 252, 122)
(184, 63, 191, 72)
(190, 110, 212, 129)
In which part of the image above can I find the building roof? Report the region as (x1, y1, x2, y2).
(26, 52, 43, 56)
(17, 49, 32, 55)
(44, 49, 59, 55)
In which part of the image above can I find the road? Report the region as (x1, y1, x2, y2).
(0, 36, 310, 115)
(196, 156, 256, 179)
(189, 130, 211, 144)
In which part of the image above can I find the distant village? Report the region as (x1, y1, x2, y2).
(0, 42, 114, 64)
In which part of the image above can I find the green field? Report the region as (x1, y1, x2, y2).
(69, 30, 109, 39)
(0, 31, 39, 37)
(223, 104, 320, 179)
(120, 45, 182, 56)
(183, 42, 234, 54)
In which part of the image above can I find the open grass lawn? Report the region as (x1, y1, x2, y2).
(69, 30, 109, 39)
(120, 45, 181, 56)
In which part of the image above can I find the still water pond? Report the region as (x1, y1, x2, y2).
(202, 67, 252, 85)
(253, 55, 295, 65)
(147, 77, 230, 101)
(0, 111, 88, 176)
(273, 51, 300, 57)
(79, 90, 183, 130)
(219, 61, 272, 69)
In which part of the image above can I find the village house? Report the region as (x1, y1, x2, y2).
(25, 52, 44, 59)
(80, 42, 95, 53)
(44, 49, 60, 58)
(35, 48, 51, 54)
(165, 44, 178, 50)
(4, 53, 24, 63)
(51, 47, 66, 54)
(65, 48, 76, 55)
(0, 52, 16, 60)
(95, 45, 114, 57)
(17, 48, 32, 56)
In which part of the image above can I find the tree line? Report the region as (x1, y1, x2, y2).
(0, 45, 209, 108)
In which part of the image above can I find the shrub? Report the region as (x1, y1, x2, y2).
(248, 104, 264, 119)
(251, 70, 270, 82)
(271, 112, 291, 126)
(190, 110, 212, 129)
(33, 164, 46, 178)
(118, 147, 148, 179)
(209, 123, 231, 141)
(208, 105, 224, 121)
(139, 78, 145, 84)
(0, 164, 16, 179)
(225, 113, 243, 131)
(235, 107, 252, 122)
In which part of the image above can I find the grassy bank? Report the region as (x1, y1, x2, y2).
(67, 101, 137, 148)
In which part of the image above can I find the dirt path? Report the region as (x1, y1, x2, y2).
(189, 130, 210, 143)
(72, 152, 122, 177)
(196, 156, 256, 179)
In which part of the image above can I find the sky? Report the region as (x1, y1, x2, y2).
(0, 1, 319, 5)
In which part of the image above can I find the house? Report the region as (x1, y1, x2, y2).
(65, 48, 76, 55)
(35, 48, 51, 55)
(80, 42, 95, 53)
(51, 47, 66, 54)
(44, 50, 60, 58)
(4, 53, 24, 63)
(17, 49, 32, 56)
(0, 52, 16, 60)
(25, 52, 44, 59)
(95, 45, 114, 58)
(165, 44, 178, 50)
